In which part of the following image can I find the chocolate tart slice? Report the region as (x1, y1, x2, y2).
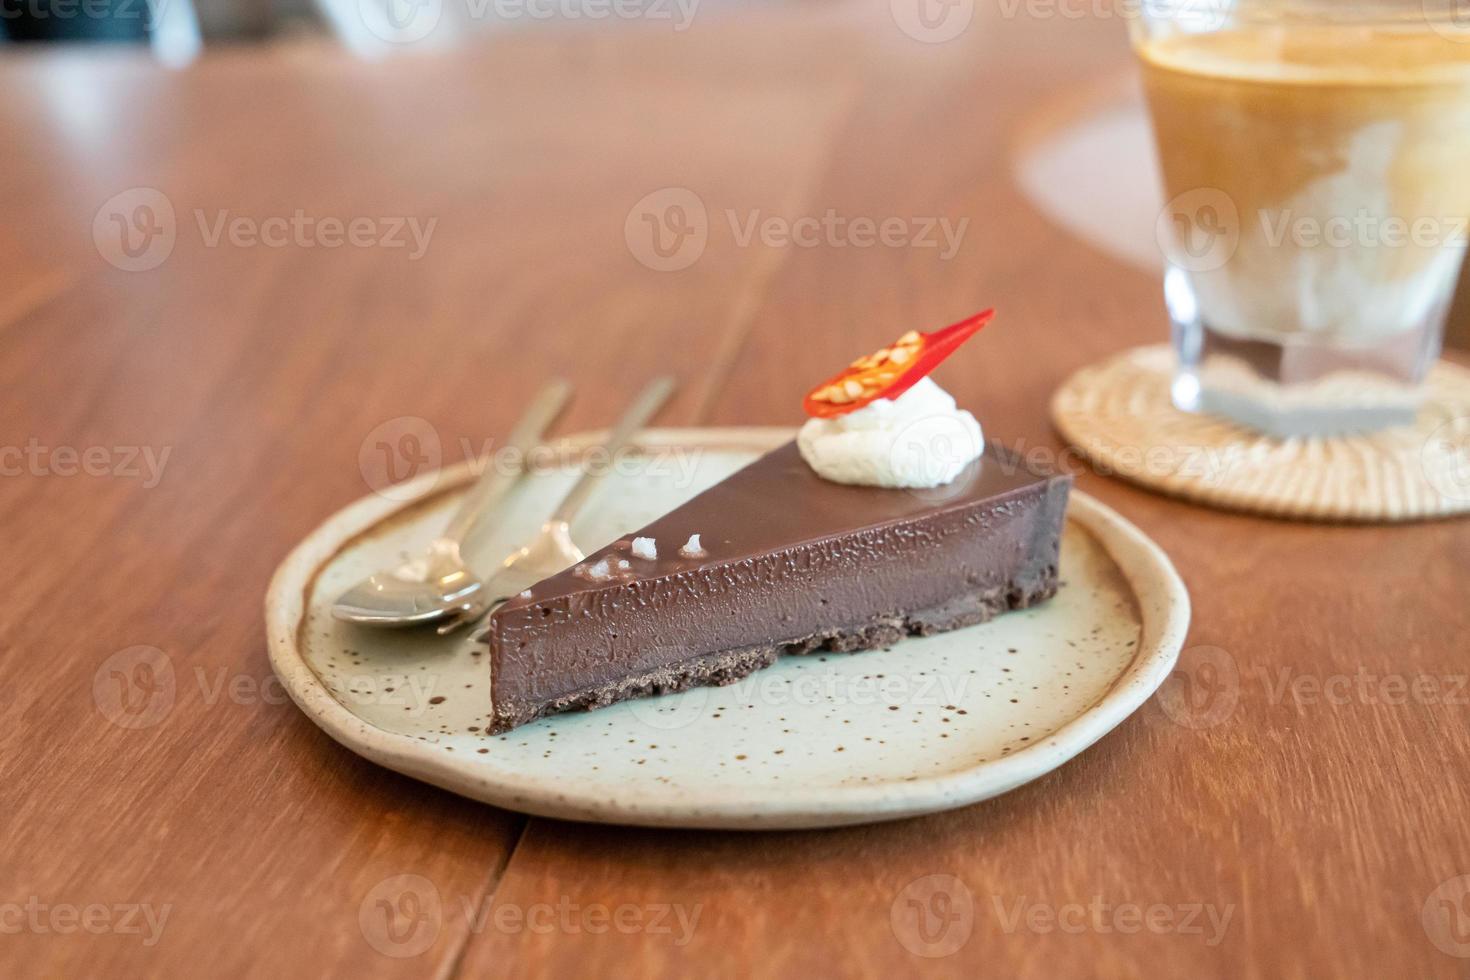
(486, 441, 1070, 732)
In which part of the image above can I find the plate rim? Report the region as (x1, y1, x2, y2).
(266, 427, 1190, 829)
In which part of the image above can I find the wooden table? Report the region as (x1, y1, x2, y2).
(4, 10, 1468, 978)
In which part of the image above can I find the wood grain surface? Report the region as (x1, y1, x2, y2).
(3, 8, 1469, 978)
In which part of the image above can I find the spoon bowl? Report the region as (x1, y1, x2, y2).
(331, 381, 573, 629)
(331, 541, 485, 626)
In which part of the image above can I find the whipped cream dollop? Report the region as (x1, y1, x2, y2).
(797, 377, 984, 488)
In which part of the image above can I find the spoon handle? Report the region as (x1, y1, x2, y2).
(550, 376, 676, 526)
(440, 376, 676, 638)
(440, 379, 573, 547)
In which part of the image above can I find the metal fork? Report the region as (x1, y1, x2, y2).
(331, 380, 572, 629)
(445, 375, 677, 637)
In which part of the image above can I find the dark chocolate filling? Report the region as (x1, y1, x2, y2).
(485, 441, 1071, 733)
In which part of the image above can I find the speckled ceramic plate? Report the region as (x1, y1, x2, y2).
(266, 428, 1189, 829)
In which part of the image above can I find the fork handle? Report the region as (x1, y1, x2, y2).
(550, 376, 676, 526)
(440, 379, 573, 547)
(438, 377, 675, 638)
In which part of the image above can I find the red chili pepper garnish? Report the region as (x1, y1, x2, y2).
(802, 309, 995, 419)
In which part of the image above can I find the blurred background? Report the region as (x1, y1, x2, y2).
(5, 5, 1470, 976)
(4, 0, 1466, 350)
(0, 0, 726, 60)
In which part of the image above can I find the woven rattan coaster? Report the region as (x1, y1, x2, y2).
(1050, 345, 1470, 522)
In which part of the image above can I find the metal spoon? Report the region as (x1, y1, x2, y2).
(331, 380, 573, 628)
(459, 375, 677, 639)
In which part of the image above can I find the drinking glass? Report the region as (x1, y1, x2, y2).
(1131, 0, 1470, 436)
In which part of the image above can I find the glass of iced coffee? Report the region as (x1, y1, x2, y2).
(1132, 0, 1470, 436)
